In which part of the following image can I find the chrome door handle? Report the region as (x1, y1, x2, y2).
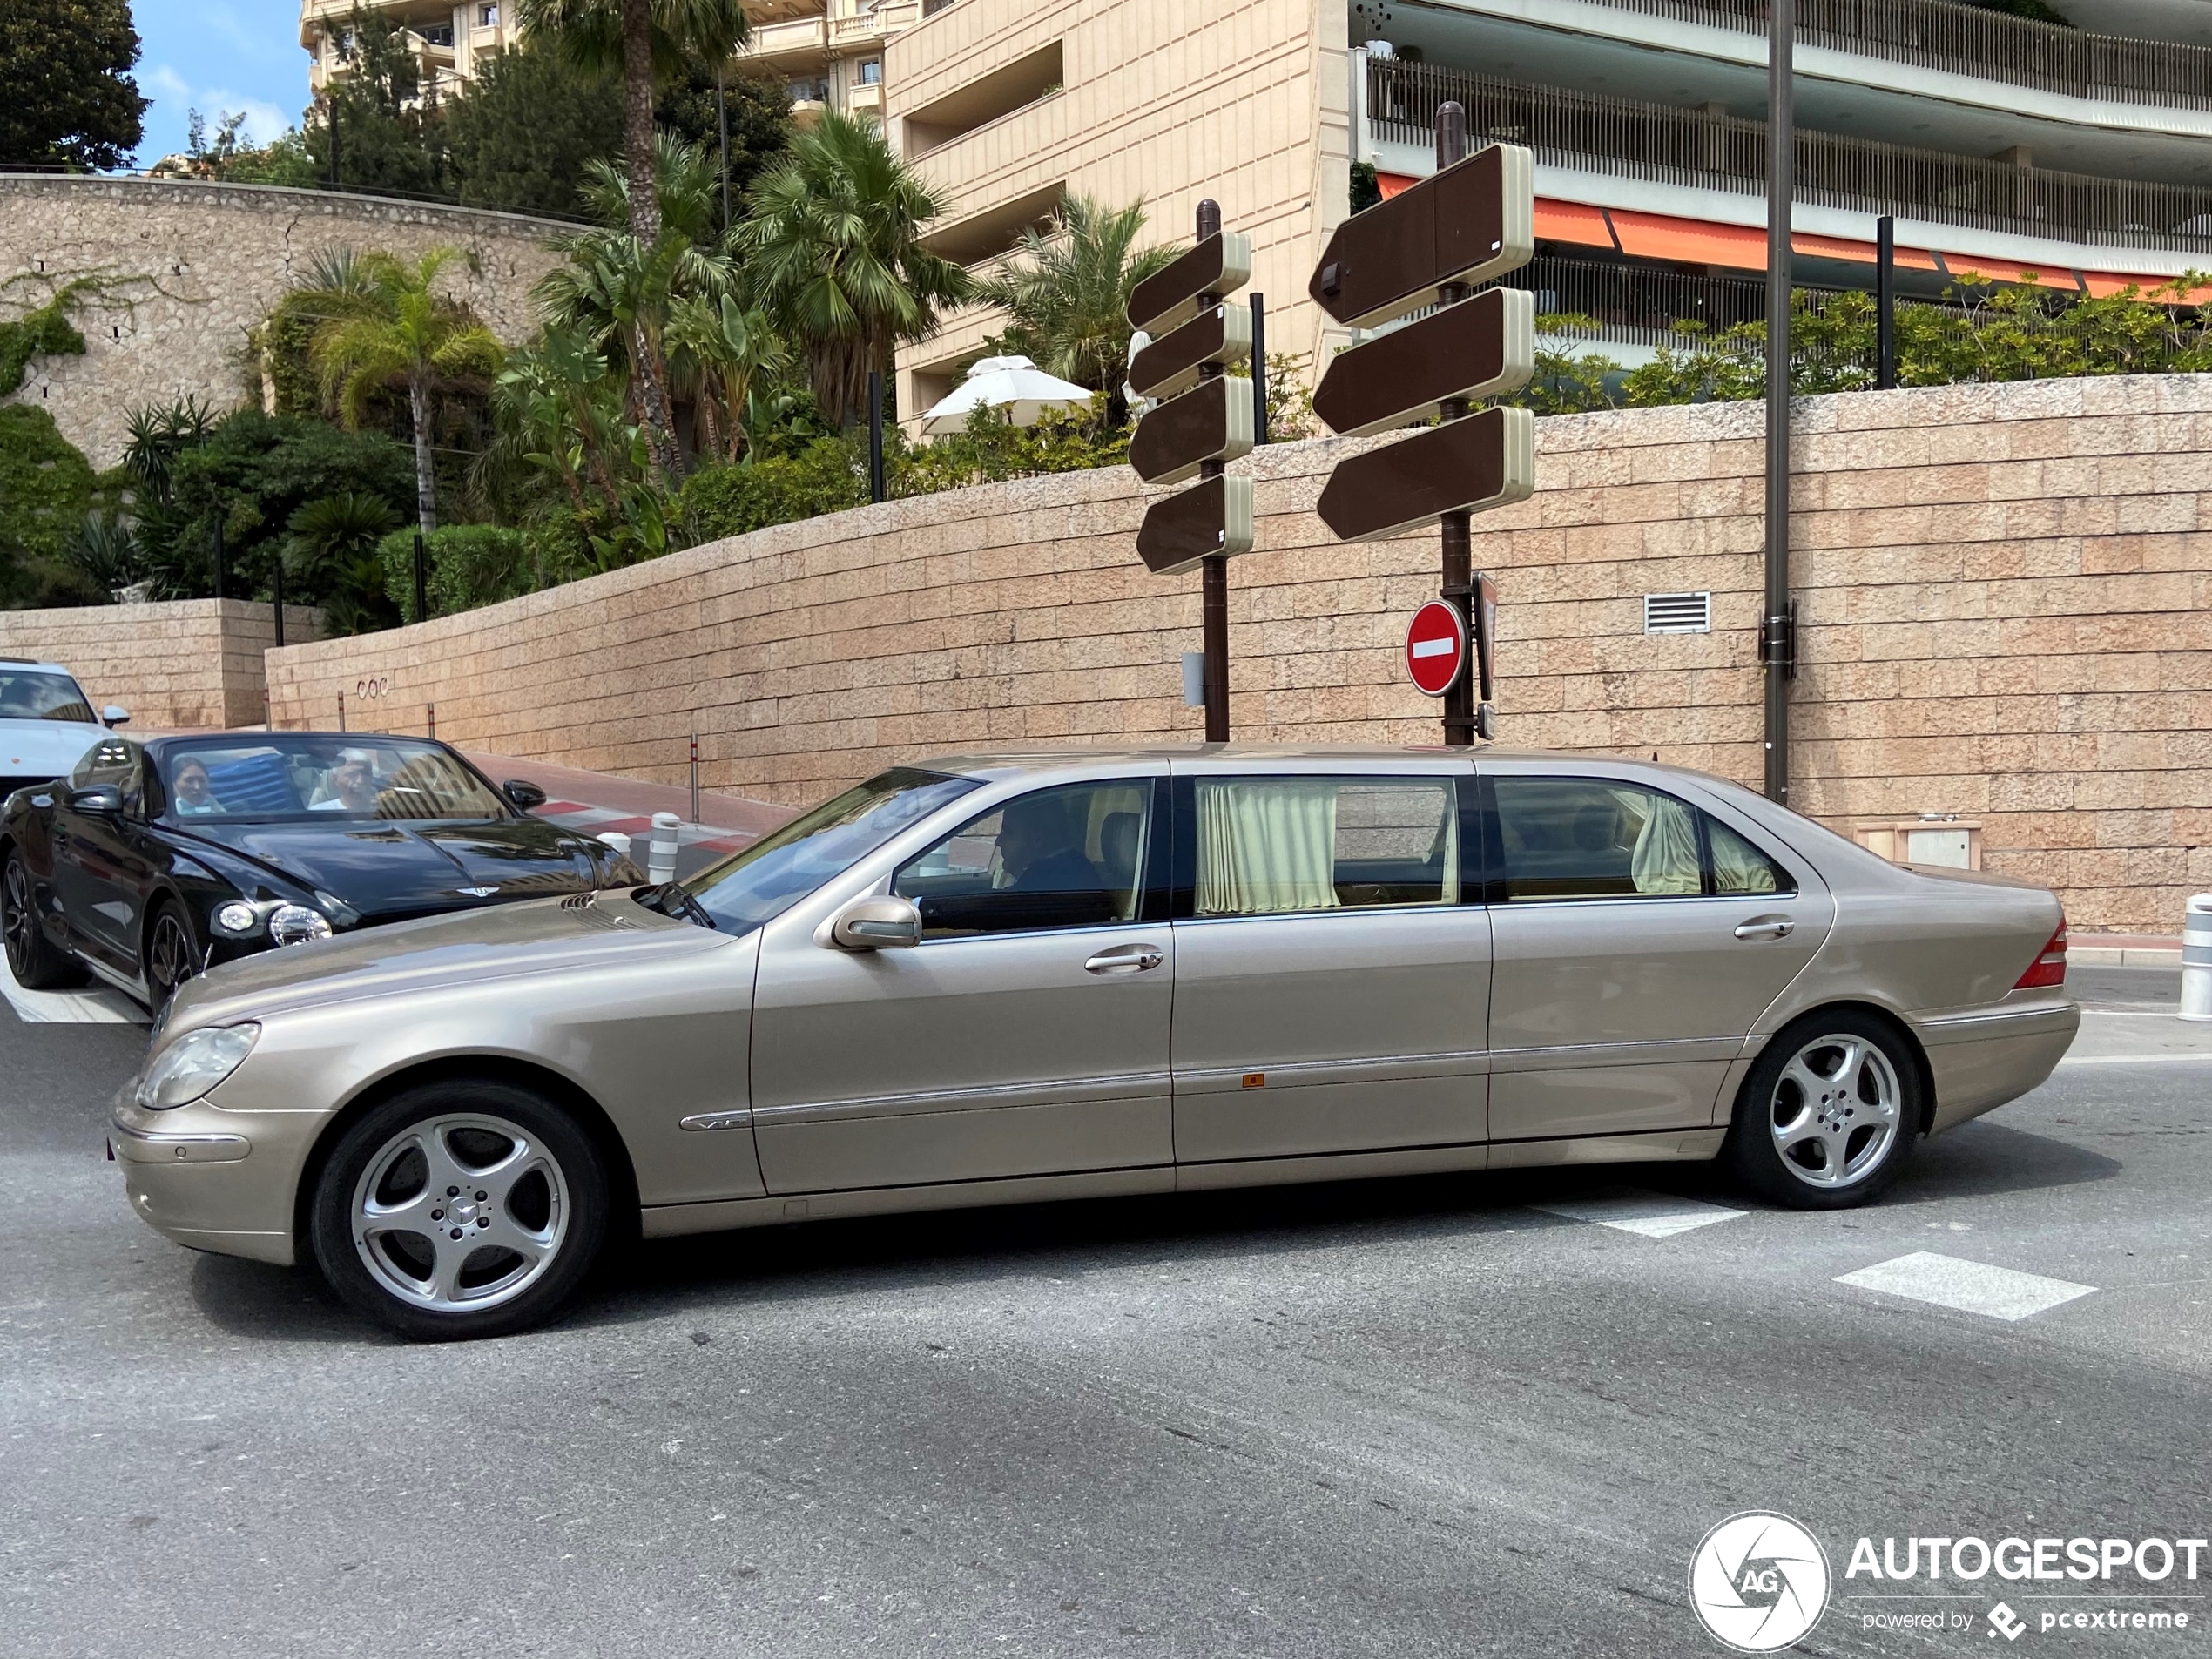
(1734, 918, 1795, 941)
(1085, 943, 1164, 974)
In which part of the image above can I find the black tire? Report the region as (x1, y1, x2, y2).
(142, 897, 200, 1014)
(310, 1080, 609, 1341)
(2, 849, 89, 989)
(1723, 1008, 1922, 1210)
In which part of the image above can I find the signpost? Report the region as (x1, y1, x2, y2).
(1307, 105, 1537, 746)
(1127, 200, 1258, 742)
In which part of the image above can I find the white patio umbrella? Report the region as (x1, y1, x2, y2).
(919, 354, 1096, 436)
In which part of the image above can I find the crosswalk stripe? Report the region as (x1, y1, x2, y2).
(1836, 1251, 2094, 1321)
(1531, 1189, 1747, 1237)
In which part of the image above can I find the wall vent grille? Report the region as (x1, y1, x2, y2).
(1644, 591, 1711, 634)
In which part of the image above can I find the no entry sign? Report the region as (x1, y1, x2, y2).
(1405, 599, 1467, 697)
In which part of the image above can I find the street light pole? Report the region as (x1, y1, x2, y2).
(1761, 0, 1795, 804)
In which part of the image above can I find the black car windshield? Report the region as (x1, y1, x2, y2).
(0, 670, 96, 723)
(159, 737, 513, 822)
(676, 767, 981, 937)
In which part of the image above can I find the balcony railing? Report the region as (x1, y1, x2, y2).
(1576, 0, 2212, 112)
(1368, 60, 2212, 254)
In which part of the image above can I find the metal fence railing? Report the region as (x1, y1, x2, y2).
(1577, 0, 2212, 111)
(1366, 59, 2212, 255)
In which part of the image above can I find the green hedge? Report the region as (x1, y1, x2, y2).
(377, 523, 540, 619)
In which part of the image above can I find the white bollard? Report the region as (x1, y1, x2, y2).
(597, 830, 631, 862)
(648, 812, 681, 885)
(2182, 893, 2212, 1022)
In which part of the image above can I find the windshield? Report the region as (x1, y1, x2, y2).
(677, 767, 981, 937)
(160, 736, 514, 823)
(0, 670, 96, 724)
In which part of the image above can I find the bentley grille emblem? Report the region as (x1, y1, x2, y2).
(455, 886, 500, 898)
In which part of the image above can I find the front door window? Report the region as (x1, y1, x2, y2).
(894, 779, 1152, 936)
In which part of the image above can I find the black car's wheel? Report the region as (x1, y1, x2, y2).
(2, 850, 88, 989)
(142, 899, 200, 1012)
(1723, 1008, 1922, 1210)
(309, 1079, 610, 1342)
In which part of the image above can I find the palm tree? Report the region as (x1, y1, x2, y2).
(666, 292, 788, 462)
(977, 195, 1177, 416)
(538, 136, 738, 478)
(285, 492, 403, 635)
(735, 110, 971, 428)
(306, 247, 503, 536)
(512, 0, 748, 255)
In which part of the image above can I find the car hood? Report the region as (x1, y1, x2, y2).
(0, 720, 102, 778)
(163, 890, 727, 1034)
(172, 817, 605, 917)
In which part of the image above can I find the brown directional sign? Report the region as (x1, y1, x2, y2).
(1127, 230, 1252, 335)
(1308, 144, 1534, 330)
(1316, 405, 1535, 543)
(1128, 302, 1253, 401)
(1137, 474, 1254, 576)
(1314, 287, 1534, 436)
(1130, 375, 1254, 486)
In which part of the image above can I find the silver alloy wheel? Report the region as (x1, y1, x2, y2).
(2, 859, 33, 975)
(350, 1114, 570, 1312)
(146, 908, 197, 1002)
(1768, 1033, 1902, 1190)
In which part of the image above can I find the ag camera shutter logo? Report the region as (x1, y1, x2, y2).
(1689, 1512, 1831, 1651)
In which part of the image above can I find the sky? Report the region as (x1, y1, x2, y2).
(131, 0, 314, 165)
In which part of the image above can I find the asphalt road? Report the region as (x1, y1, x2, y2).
(2, 968, 2205, 1658)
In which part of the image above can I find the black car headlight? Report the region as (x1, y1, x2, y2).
(136, 1022, 260, 1110)
(268, 905, 333, 947)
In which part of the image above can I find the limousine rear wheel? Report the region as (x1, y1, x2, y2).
(310, 1080, 608, 1341)
(1724, 1010, 1920, 1210)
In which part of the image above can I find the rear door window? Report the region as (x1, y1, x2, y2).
(1491, 776, 1796, 900)
(1191, 777, 1460, 918)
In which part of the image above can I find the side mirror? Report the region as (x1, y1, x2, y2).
(830, 894, 922, 951)
(101, 705, 130, 729)
(503, 779, 548, 811)
(70, 784, 123, 816)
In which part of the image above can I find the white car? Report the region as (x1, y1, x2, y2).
(0, 659, 129, 798)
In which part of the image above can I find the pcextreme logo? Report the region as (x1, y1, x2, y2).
(1689, 1512, 1832, 1653)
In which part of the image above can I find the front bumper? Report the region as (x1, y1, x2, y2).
(110, 1084, 327, 1266)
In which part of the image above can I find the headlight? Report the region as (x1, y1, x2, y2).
(268, 905, 332, 947)
(136, 1022, 260, 1110)
(212, 900, 259, 937)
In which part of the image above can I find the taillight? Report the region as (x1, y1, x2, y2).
(2014, 921, 2067, 988)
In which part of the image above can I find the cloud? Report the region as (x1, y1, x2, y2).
(143, 64, 296, 148)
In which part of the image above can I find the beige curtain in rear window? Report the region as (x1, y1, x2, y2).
(1625, 786, 1701, 894)
(1196, 780, 1342, 916)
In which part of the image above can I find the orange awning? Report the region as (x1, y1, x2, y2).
(1607, 209, 1765, 269)
(1534, 198, 1615, 251)
(1378, 171, 1417, 200)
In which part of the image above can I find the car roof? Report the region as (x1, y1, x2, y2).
(0, 658, 78, 676)
(146, 731, 449, 750)
(914, 743, 1672, 776)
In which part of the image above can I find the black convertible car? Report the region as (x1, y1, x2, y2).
(0, 732, 644, 1009)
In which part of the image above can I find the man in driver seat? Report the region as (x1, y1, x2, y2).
(997, 794, 1101, 896)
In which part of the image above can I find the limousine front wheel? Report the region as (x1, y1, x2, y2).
(310, 1081, 608, 1340)
(1724, 1011, 1919, 1210)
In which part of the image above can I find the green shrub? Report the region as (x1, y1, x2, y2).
(0, 405, 104, 607)
(377, 523, 539, 619)
(678, 439, 866, 543)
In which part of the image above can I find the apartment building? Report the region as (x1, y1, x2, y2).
(300, 0, 916, 119)
(883, 0, 2212, 419)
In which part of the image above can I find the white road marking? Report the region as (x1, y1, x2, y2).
(2057, 1053, 2212, 1066)
(1532, 1189, 1747, 1237)
(1836, 1251, 2094, 1321)
(0, 949, 144, 1025)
